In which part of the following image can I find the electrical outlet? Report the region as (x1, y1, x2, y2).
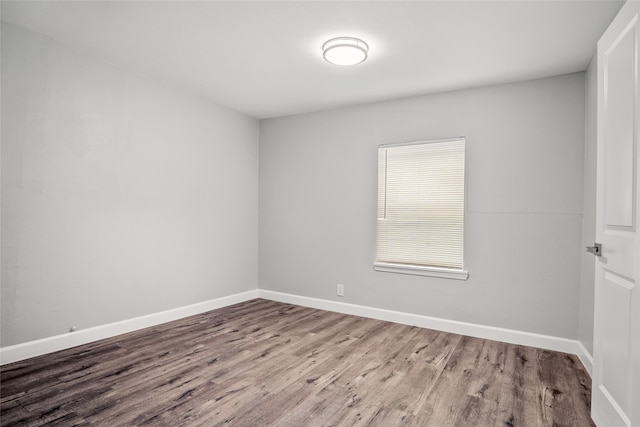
(337, 284, 344, 297)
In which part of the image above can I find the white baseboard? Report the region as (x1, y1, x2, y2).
(257, 289, 583, 356)
(576, 340, 594, 377)
(2, 288, 587, 367)
(0, 290, 259, 365)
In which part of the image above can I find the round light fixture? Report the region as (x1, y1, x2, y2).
(322, 37, 369, 66)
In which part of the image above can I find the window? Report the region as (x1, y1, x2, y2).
(374, 138, 468, 280)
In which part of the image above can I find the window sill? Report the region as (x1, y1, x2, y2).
(373, 262, 469, 280)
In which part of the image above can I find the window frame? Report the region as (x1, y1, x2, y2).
(373, 137, 469, 280)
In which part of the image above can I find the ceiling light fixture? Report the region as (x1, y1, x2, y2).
(322, 37, 369, 66)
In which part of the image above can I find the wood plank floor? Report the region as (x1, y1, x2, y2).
(1, 299, 594, 426)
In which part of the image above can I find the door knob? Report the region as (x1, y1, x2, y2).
(586, 243, 602, 256)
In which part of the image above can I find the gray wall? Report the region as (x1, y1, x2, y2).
(1, 24, 259, 347)
(260, 74, 586, 339)
(579, 56, 597, 355)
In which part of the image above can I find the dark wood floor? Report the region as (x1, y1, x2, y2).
(1, 299, 594, 426)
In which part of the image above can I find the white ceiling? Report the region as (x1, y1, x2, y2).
(1, 1, 622, 119)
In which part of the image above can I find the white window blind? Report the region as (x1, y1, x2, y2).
(375, 138, 466, 275)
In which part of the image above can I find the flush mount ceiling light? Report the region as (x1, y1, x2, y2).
(322, 37, 369, 66)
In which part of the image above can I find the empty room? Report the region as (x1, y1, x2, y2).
(1, 1, 638, 426)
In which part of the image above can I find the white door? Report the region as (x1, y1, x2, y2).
(592, 1, 640, 426)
